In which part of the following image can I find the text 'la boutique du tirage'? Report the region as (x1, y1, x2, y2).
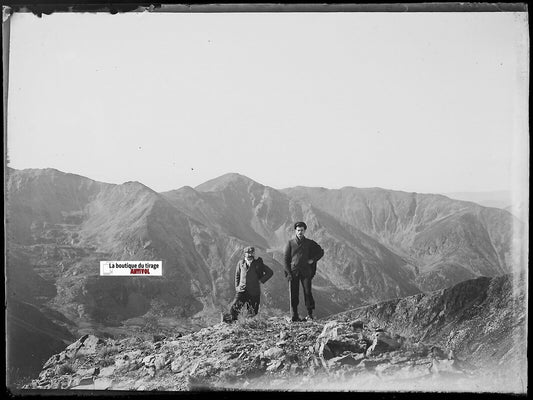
(99, 261, 163, 276)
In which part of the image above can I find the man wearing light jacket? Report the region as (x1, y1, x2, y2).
(227, 246, 273, 322)
(284, 221, 324, 322)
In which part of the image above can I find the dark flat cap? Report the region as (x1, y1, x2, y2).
(294, 222, 307, 230)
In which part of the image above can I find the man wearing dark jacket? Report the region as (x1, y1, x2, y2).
(227, 246, 274, 322)
(284, 222, 324, 322)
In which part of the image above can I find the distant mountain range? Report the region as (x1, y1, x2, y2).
(282, 186, 517, 292)
(4, 168, 524, 383)
(443, 190, 513, 210)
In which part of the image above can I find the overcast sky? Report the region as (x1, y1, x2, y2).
(7, 11, 529, 194)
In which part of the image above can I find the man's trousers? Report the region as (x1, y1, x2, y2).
(230, 291, 260, 321)
(289, 274, 314, 315)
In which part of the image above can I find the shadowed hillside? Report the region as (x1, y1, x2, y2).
(5, 244, 75, 385)
(329, 274, 527, 370)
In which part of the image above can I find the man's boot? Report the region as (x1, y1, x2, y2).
(291, 312, 301, 322)
(305, 310, 314, 321)
(221, 312, 233, 324)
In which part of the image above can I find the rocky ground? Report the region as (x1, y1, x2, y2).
(22, 311, 523, 393)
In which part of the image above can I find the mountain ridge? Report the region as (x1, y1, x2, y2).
(5, 167, 523, 387)
(281, 185, 517, 291)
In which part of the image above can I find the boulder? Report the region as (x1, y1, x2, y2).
(318, 321, 349, 341)
(263, 347, 284, 359)
(42, 354, 62, 370)
(99, 365, 116, 377)
(60, 334, 103, 360)
(327, 354, 364, 367)
(390, 355, 410, 364)
(81, 335, 102, 353)
(290, 364, 302, 374)
(77, 376, 95, 386)
(357, 358, 392, 371)
(77, 367, 98, 378)
(350, 320, 366, 330)
(39, 368, 56, 380)
(142, 355, 155, 367)
(315, 320, 369, 360)
(171, 357, 187, 373)
(375, 362, 403, 377)
(114, 355, 131, 369)
(37, 380, 51, 389)
(128, 361, 141, 371)
(59, 375, 73, 389)
(266, 360, 283, 372)
(430, 346, 448, 359)
(154, 354, 167, 371)
(366, 331, 401, 356)
(326, 339, 367, 356)
(430, 358, 463, 375)
(93, 378, 113, 390)
(317, 342, 334, 360)
(188, 360, 209, 377)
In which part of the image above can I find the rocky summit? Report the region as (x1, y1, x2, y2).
(23, 274, 526, 393)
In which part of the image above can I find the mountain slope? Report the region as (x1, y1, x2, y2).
(282, 186, 517, 291)
(163, 173, 421, 308)
(6, 168, 109, 244)
(6, 168, 521, 387)
(5, 243, 75, 385)
(6, 170, 304, 329)
(6, 299, 74, 386)
(330, 274, 527, 370)
(23, 274, 526, 393)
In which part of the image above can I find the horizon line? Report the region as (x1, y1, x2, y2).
(5, 165, 514, 196)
